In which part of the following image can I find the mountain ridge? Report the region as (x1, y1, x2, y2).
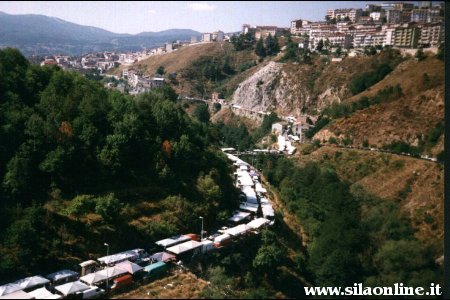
(0, 11, 202, 55)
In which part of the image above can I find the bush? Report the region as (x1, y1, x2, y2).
(213, 102, 222, 112)
(94, 193, 124, 222)
(66, 195, 95, 217)
(305, 117, 329, 139)
(362, 139, 369, 148)
(349, 63, 393, 95)
(238, 61, 256, 72)
(193, 103, 210, 123)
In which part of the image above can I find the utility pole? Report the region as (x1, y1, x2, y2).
(104, 243, 109, 292)
(199, 216, 204, 241)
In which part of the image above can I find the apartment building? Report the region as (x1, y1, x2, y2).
(394, 25, 420, 48)
(418, 22, 444, 47)
(326, 8, 363, 22)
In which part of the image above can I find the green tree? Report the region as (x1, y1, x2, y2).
(222, 57, 235, 75)
(193, 103, 210, 123)
(283, 36, 298, 61)
(316, 39, 324, 52)
(255, 38, 266, 58)
(94, 193, 124, 222)
(156, 65, 165, 75)
(265, 34, 280, 56)
(253, 244, 284, 273)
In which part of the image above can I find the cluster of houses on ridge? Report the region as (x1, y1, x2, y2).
(239, 1, 443, 51)
(0, 152, 275, 299)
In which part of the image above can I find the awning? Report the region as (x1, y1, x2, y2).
(239, 202, 259, 213)
(28, 287, 62, 299)
(247, 218, 270, 230)
(149, 252, 176, 263)
(46, 270, 79, 283)
(14, 276, 50, 290)
(166, 240, 202, 255)
(115, 260, 144, 274)
(224, 224, 251, 236)
(97, 249, 145, 265)
(0, 290, 33, 299)
(155, 235, 191, 248)
(97, 266, 128, 279)
(143, 261, 166, 273)
(228, 211, 251, 223)
(0, 283, 23, 296)
(80, 272, 107, 285)
(54, 281, 90, 296)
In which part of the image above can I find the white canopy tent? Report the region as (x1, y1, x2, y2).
(28, 287, 62, 299)
(97, 248, 145, 265)
(54, 281, 90, 296)
(247, 218, 270, 230)
(241, 186, 258, 204)
(260, 197, 270, 204)
(79, 272, 107, 285)
(0, 283, 22, 296)
(262, 204, 275, 218)
(228, 211, 251, 223)
(236, 171, 254, 187)
(255, 183, 267, 194)
(224, 224, 251, 236)
(166, 240, 202, 255)
(97, 266, 127, 279)
(239, 202, 259, 213)
(0, 290, 33, 299)
(15, 276, 50, 290)
(115, 260, 144, 274)
(155, 235, 191, 248)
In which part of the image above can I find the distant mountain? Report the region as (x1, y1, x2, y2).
(0, 12, 201, 55)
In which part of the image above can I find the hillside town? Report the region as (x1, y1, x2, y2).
(38, 1, 443, 96)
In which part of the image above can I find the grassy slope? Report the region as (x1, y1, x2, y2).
(109, 42, 261, 98)
(315, 56, 444, 153)
(112, 271, 208, 299)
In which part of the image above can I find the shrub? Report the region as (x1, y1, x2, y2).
(66, 195, 95, 217)
(349, 63, 392, 95)
(94, 193, 124, 222)
(362, 139, 369, 148)
(305, 117, 330, 139)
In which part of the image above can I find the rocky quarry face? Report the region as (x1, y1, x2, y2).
(231, 61, 351, 119)
(231, 61, 283, 113)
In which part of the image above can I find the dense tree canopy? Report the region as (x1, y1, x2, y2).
(0, 48, 239, 281)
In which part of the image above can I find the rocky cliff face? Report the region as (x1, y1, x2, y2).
(231, 61, 283, 113)
(230, 53, 404, 119)
(231, 58, 365, 118)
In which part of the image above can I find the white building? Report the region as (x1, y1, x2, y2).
(202, 33, 212, 42)
(212, 31, 224, 42)
(370, 11, 385, 21)
(326, 8, 363, 22)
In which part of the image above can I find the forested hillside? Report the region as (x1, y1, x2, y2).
(0, 48, 239, 282)
(254, 155, 443, 290)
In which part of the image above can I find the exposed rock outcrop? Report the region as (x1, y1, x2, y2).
(231, 61, 283, 113)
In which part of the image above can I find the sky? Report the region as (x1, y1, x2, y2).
(0, 1, 420, 34)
